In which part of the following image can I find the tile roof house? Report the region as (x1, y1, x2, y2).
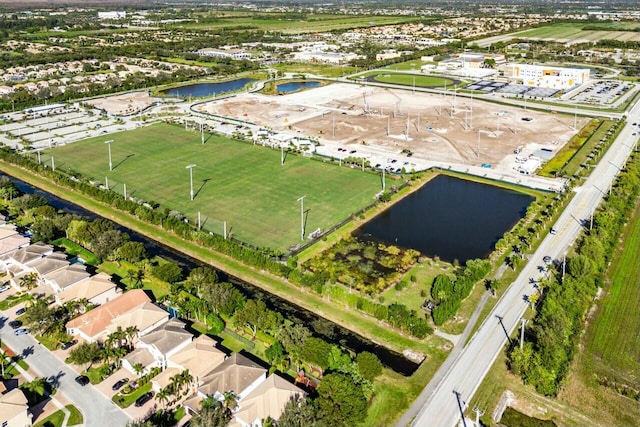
(197, 353, 267, 402)
(168, 334, 226, 385)
(123, 318, 193, 377)
(0, 388, 32, 427)
(54, 272, 121, 306)
(233, 374, 305, 427)
(65, 289, 168, 343)
(41, 263, 89, 292)
(1, 242, 53, 274)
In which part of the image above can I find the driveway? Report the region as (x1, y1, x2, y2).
(0, 312, 131, 427)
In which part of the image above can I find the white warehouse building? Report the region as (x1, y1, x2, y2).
(504, 64, 590, 90)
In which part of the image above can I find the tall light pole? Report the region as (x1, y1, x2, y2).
(105, 139, 114, 171)
(297, 195, 306, 241)
(186, 164, 196, 201)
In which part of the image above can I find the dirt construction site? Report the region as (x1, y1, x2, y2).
(194, 83, 585, 170)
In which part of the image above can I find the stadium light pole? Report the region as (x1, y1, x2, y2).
(105, 139, 114, 171)
(297, 195, 306, 241)
(186, 164, 196, 201)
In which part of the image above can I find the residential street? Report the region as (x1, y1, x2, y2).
(0, 311, 131, 427)
(402, 99, 640, 427)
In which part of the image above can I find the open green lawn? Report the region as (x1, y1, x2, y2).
(584, 201, 640, 385)
(34, 405, 83, 427)
(175, 14, 420, 34)
(373, 73, 456, 88)
(271, 63, 356, 78)
(384, 60, 431, 72)
(44, 123, 385, 252)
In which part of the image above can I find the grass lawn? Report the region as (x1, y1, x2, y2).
(113, 382, 152, 408)
(51, 238, 99, 265)
(384, 60, 430, 71)
(98, 259, 170, 300)
(175, 15, 420, 34)
(0, 293, 32, 310)
(44, 122, 383, 253)
(34, 405, 83, 427)
(373, 73, 456, 89)
(582, 202, 640, 386)
(271, 63, 356, 78)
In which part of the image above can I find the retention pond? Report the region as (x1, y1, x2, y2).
(357, 174, 535, 263)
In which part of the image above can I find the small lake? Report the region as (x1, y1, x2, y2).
(357, 175, 535, 263)
(276, 80, 321, 93)
(164, 78, 256, 97)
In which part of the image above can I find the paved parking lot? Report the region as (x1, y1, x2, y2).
(571, 80, 633, 105)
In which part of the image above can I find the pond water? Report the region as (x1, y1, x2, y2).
(2, 172, 419, 375)
(276, 80, 321, 93)
(357, 175, 535, 263)
(163, 78, 256, 97)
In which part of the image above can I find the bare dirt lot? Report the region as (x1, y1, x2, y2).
(195, 83, 583, 168)
(86, 91, 166, 115)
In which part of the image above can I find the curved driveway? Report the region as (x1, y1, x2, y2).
(0, 313, 131, 427)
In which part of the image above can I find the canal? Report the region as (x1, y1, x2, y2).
(357, 174, 535, 263)
(3, 173, 419, 376)
(163, 78, 257, 97)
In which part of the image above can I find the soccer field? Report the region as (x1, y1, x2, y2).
(45, 123, 387, 252)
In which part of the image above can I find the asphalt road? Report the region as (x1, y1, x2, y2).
(0, 314, 131, 427)
(404, 100, 640, 427)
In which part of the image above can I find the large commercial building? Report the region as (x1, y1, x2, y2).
(504, 64, 590, 90)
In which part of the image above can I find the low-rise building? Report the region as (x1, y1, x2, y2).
(503, 63, 590, 90)
(0, 388, 32, 427)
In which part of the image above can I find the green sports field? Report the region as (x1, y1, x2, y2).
(44, 123, 386, 252)
(356, 71, 458, 88)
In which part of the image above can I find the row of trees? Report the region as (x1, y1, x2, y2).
(430, 258, 492, 326)
(509, 149, 640, 396)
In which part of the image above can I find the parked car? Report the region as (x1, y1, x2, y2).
(75, 375, 90, 386)
(550, 227, 557, 235)
(135, 391, 154, 407)
(0, 284, 10, 293)
(112, 378, 129, 391)
(15, 307, 25, 316)
(61, 340, 77, 350)
(13, 328, 29, 336)
(8, 320, 22, 329)
(543, 256, 552, 264)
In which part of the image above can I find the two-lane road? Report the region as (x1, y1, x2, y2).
(1, 314, 131, 427)
(406, 101, 640, 427)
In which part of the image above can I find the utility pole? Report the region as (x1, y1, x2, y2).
(562, 253, 567, 282)
(281, 145, 284, 165)
(105, 139, 114, 171)
(201, 122, 204, 144)
(520, 318, 527, 349)
(297, 195, 306, 241)
(224, 221, 227, 239)
(123, 183, 127, 199)
(186, 164, 196, 201)
(382, 166, 386, 192)
(105, 176, 109, 190)
(198, 211, 201, 230)
(51, 156, 55, 171)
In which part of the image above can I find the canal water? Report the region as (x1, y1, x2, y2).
(357, 175, 534, 263)
(3, 173, 419, 375)
(276, 81, 321, 93)
(163, 78, 256, 97)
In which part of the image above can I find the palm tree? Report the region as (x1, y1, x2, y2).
(19, 272, 38, 291)
(22, 378, 46, 397)
(123, 326, 138, 350)
(156, 387, 171, 410)
(222, 391, 239, 413)
(133, 363, 144, 377)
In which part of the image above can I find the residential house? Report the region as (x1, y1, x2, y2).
(0, 388, 32, 427)
(42, 264, 90, 294)
(233, 374, 305, 427)
(65, 289, 168, 343)
(55, 272, 121, 306)
(197, 353, 266, 402)
(168, 335, 226, 387)
(123, 318, 193, 378)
